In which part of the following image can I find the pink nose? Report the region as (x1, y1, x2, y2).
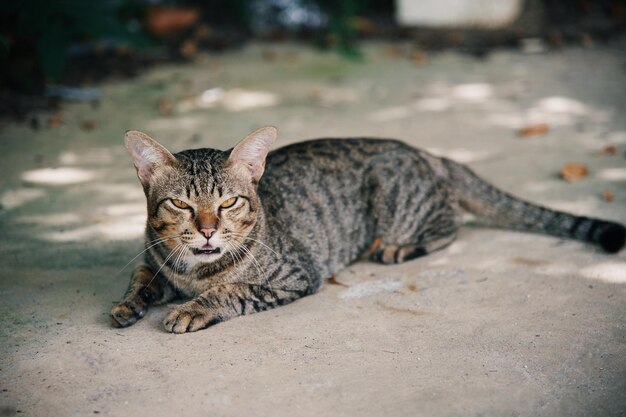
(200, 228, 216, 239)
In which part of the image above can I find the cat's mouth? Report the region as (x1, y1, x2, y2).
(191, 245, 221, 256)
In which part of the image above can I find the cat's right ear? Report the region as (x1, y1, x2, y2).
(124, 130, 177, 188)
(228, 126, 277, 182)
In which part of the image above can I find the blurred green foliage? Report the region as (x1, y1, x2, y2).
(0, 0, 149, 83)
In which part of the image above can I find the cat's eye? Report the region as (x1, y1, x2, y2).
(171, 198, 190, 209)
(220, 197, 238, 209)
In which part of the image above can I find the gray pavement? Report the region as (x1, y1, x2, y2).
(1, 40, 625, 417)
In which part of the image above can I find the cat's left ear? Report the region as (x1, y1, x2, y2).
(228, 126, 277, 182)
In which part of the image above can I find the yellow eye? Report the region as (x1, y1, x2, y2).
(171, 198, 190, 209)
(220, 197, 238, 209)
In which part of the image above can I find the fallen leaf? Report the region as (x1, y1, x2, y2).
(261, 49, 278, 62)
(327, 276, 348, 287)
(601, 145, 618, 155)
(47, 112, 64, 128)
(601, 190, 614, 202)
(560, 162, 588, 181)
(409, 50, 428, 65)
(179, 39, 197, 59)
(146, 6, 199, 37)
(517, 123, 549, 137)
(80, 120, 97, 131)
(158, 97, 173, 117)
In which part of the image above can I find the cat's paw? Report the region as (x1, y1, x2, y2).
(110, 299, 147, 328)
(163, 303, 218, 333)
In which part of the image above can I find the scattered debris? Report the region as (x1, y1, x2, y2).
(146, 6, 200, 38)
(560, 162, 589, 181)
(327, 276, 348, 287)
(409, 50, 428, 65)
(80, 120, 97, 131)
(601, 190, 615, 202)
(581, 33, 594, 48)
(158, 97, 174, 117)
(47, 112, 64, 128)
(179, 39, 198, 59)
(601, 145, 618, 155)
(517, 123, 549, 137)
(262, 49, 278, 62)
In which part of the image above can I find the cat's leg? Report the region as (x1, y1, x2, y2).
(163, 280, 310, 333)
(365, 154, 461, 265)
(368, 233, 457, 264)
(111, 264, 177, 328)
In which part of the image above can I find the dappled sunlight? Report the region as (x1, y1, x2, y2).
(597, 168, 626, 181)
(58, 147, 122, 166)
(369, 106, 411, 122)
(580, 262, 626, 284)
(339, 278, 402, 300)
(41, 215, 145, 242)
(90, 183, 143, 201)
(426, 148, 498, 164)
(535, 97, 587, 115)
(100, 202, 146, 216)
(536, 263, 577, 277)
(35, 202, 146, 242)
(605, 131, 626, 144)
(413, 97, 450, 112)
(521, 180, 559, 193)
(176, 88, 279, 113)
(0, 188, 46, 210)
(426, 147, 498, 163)
(450, 83, 493, 102)
(16, 213, 81, 227)
(22, 167, 96, 185)
(147, 114, 210, 131)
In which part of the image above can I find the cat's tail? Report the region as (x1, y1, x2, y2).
(443, 158, 626, 253)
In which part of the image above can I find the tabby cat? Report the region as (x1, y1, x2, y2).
(111, 127, 625, 333)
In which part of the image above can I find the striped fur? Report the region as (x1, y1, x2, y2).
(111, 128, 625, 333)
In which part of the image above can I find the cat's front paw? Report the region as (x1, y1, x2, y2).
(163, 303, 219, 333)
(110, 299, 147, 328)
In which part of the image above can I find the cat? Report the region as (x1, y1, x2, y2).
(111, 126, 626, 333)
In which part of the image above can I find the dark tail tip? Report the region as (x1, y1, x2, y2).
(598, 223, 626, 253)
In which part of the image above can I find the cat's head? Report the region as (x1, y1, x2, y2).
(124, 126, 277, 268)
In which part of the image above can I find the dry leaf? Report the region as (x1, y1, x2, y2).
(327, 276, 348, 287)
(601, 145, 618, 155)
(601, 190, 614, 202)
(560, 162, 588, 181)
(158, 97, 173, 117)
(261, 49, 278, 62)
(517, 123, 549, 137)
(410, 50, 428, 65)
(80, 120, 97, 131)
(146, 6, 199, 37)
(47, 112, 64, 128)
(179, 39, 197, 59)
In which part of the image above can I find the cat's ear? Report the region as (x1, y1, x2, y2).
(124, 130, 177, 188)
(228, 126, 277, 182)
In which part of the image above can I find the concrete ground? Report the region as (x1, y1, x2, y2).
(1, 39, 625, 417)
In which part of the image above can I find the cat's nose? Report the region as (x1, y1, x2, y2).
(199, 228, 216, 239)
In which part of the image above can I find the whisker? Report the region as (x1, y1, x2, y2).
(233, 241, 277, 299)
(115, 234, 183, 276)
(229, 232, 280, 257)
(143, 243, 184, 290)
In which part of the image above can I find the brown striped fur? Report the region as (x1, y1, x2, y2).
(111, 127, 626, 333)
